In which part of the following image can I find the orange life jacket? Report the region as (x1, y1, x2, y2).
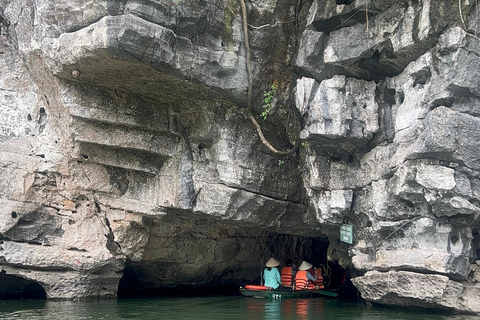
(311, 269, 324, 289)
(281, 266, 294, 286)
(294, 270, 315, 290)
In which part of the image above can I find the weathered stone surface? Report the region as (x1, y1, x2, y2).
(296, 75, 379, 156)
(295, 1, 480, 314)
(1, 0, 480, 314)
(39, 1, 261, 107)
(0, 0, 316, 300)
(42, 14, 230, 103)
(352, 270, 480, 314)
(409, 106, 480, 172)
(307, 0, 410, 32)
(352, 217, 473, 278)
(297, 1, 475, 82)
(0, 201, 125, 298)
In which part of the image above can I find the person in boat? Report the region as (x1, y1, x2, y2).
(294, 260, 319, 290)
(280, 259, 297, 287)
(263, 257, 282, 289)
(311, 263, 325, 289)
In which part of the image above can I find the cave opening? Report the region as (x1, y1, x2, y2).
(0, 271, 46, 299)
(117, 261, 241, 298)
(117, 233, 356, 300)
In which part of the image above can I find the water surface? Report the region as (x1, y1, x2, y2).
(0, 296, 478, 320)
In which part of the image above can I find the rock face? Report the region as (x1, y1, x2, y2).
(351, 270, 480, 313)
(0, 0, 479, 314)
(0, 0, 319, 300)
(295, 0, 480, 314)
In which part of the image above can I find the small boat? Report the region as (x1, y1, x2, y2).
(239, 285, 339, 299)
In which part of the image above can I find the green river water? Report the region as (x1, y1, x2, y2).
(0, 296, 478, 320)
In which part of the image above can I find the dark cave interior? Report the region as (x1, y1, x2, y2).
(117, 235, 358, 300)
(0, 272, 46, 299)
(0, 236, 358, 301)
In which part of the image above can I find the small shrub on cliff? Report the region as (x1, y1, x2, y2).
(261, 84, 277, 120)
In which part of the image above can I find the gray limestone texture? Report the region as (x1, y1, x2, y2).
(0, 0, 479, 313)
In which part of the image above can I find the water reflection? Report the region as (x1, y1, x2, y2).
(264, 299, 281, 319)
(245, 298, 326, 320)
(0, 297, 479, 320)
(294, 299, 311, 319)
(245, 298, 283, 319)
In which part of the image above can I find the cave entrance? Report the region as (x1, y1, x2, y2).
(117, 232, 354, 299)
(117, 260, 240, 298)
(0, 272, 46, 299)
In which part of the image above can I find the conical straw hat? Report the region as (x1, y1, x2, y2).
(265, 257, 280, 267)
(298, 261, 313, 271)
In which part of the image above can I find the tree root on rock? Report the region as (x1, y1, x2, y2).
(238, 0, 300, 156)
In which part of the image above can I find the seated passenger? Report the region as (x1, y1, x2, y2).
(281, 259, 297, 287)
(311, 264, 325, 289)
(294, 261, 317, 290)
(263, 257, 281, 289)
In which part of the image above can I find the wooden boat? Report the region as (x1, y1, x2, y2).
(239, 285, 339, 299)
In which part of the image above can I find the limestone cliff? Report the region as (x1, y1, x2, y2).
(0, 0, 479, 314)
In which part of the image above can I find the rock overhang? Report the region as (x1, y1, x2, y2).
(42, 14, 246, 106)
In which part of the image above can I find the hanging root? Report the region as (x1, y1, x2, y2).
(238, 0, 301, 156)
(459, 0, 467, 29)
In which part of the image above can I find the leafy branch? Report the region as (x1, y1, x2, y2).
(261, 84, 277, 120)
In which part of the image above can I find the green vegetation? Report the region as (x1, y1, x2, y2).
(261, 84, 277, 120)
